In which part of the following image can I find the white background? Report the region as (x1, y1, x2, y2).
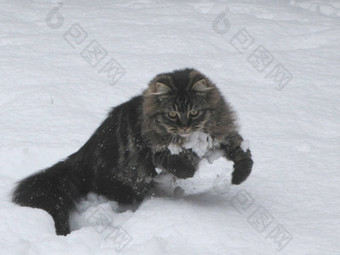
(0, 0, 339, 254)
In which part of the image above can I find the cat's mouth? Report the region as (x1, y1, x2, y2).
(174, 128, 193, 137)
(166, 125, 203, 137)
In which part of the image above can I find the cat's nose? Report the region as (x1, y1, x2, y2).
(182, 127, 189, 131)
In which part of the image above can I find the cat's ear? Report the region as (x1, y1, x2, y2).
(150, 82, 172, 95)
(192, 79, 212, 92)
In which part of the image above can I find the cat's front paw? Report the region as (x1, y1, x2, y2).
(232, 157, 253, 185)
(168, 153, 198, 179)
(172, 162, 196, 179)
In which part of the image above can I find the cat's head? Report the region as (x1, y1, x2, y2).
(143, 68, 233, 137)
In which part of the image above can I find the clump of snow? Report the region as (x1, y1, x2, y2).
(168, 131, 220, 158)
(155, 168, 163, 174)
(240, 140, 250, 152)
(182, 131, 215, 157)
(168, 143, 183, 155)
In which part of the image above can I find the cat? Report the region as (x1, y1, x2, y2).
(12, 68, 253, 235)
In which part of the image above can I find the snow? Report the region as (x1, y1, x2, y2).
(168, 131, 219, 157)
(167, 143, 183, 155)
(240, 140, 249, 153)
(183, 131, 217, 157)
(1, 0, 340, 254)
(204, 149, 225, 164)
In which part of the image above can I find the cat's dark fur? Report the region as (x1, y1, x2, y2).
(12, 68, 253, 235)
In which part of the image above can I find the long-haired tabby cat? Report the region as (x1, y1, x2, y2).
(12, 68, 253, 235)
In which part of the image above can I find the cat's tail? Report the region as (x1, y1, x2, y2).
(12, 160, 83, 235)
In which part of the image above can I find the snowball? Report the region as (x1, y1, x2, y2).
(204, 149, 225, 164)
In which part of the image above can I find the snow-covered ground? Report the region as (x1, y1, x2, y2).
(1, 0, 339, 254)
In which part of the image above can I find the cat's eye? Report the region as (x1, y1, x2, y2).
(189, 110, 199, 117)
(168, 111, 177, 119)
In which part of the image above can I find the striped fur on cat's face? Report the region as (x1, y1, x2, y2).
(143, 69, 223, 137)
